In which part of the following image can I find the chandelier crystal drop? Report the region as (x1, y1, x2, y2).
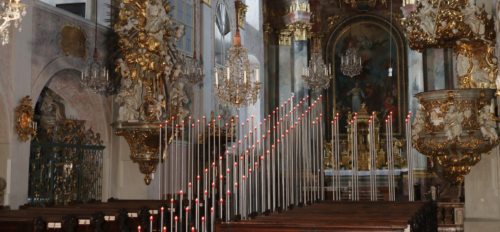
(214, 42, 261, 107)
(80, 49, 112, 94)
(213, 0, 260, 108)
(80, 2, 112, 95)
(302, 49, 332, 91)
(181, 55, 204, 84)
(341, 46, 362, 78)
(0, 0, 26, 45)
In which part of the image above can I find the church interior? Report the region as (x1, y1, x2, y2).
(0, 0, 500, 231)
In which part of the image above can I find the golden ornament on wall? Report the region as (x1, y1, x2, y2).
(60, 25, 86, 58)
(454, 40, 498, 89)
(235, 0, 247, 29)
(412, 89, 499, 183)
(15, 96, 36, 142)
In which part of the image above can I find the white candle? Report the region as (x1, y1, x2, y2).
(160, 207, 164, 229)
(227, 67, 230, 80)
(244, 71, 247, 84)
(149, 216, 153, 232)
(215, 71, 219, 86)
(255, 68, 260, 82)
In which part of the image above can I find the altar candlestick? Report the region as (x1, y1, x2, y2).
(174, 216, 178, 232)
(197, 119, 201, 196)
(195, 198, 199, 230)
(170, 198, 174, 231)
(185, 207, 190, 232)
(160, 206, 164, 230)
(179, 190, 183, 229)
(149, 216, 153, 232)
(210, 207, 215, 232)
(201, 216, 206, 232)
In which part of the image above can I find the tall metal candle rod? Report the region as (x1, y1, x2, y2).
(208, 120, 211, 197)
(181, 120, 185, 193)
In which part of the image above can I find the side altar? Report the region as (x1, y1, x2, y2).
(325, 104, 411, 201)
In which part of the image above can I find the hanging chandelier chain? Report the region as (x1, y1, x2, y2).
(80, 0, 113, 95)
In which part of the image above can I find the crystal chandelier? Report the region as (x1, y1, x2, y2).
(181, 54, 204, 84)
(80, 2, 112, 95)
(214, 0, 260, 108)
(302, 39, 332, 91)
(180, 0, 204, 84)
(341, 45, 362, 78)
(0, 0, 26, 45)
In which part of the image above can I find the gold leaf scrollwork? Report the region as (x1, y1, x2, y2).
(15, 96, 36, 142)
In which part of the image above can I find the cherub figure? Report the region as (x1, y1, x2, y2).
(444, 105, 463, 141)
(412, 104, 425, 141)
(478, 101, 498, 143)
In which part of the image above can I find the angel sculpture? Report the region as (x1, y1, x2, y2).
(444, 105, 463, 141)
(478, 101, 498, 143)
(170, 82, 190, 121)
(116, 78, 141, 121)
(412, 105, 425, 141)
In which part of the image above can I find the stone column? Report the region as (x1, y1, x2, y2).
(263, 23, 277, 115)
(290, 22, 310, 100)
(7, 0, 33, 209)
(463, 2, 500, 230)
(278, 28, 293, 104)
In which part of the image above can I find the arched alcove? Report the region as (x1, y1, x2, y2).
(325, 14, 408, 135)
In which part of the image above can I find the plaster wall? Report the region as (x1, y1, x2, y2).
(0, 1, 114, 208)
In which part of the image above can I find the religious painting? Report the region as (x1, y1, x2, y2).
(327, 17, 407, 134)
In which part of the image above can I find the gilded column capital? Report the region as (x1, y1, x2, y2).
(279, 28, 293, 46)
(263, 23, 274, 35)
(235, 0, 248, 29)
(289, 22, 311, 41)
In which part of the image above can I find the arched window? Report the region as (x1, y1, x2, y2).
(170, 0, 194, 54)
(214, 0, 231, 65)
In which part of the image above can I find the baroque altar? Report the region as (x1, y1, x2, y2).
(325, 104, 406, 171)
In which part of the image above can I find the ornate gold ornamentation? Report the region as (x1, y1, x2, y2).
(343, 0, 387, 9)
(235, 0, 247, 29)
(263, 23, 273, 35)
(412, 89, 498, 183)
(401, 0, 495, 51)
(454, 41, 498, 89)
(115, 121, 171, 185)
(338, 105, 407, 170)
(327, 15, 342, 31)
(15, 96, 36, 142)
(287, 0, 310, 14)
(288, 22, 311, 41)
(402, 0, 495, 51)
(278, 28, 292, 46)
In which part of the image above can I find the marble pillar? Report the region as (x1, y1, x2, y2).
(407, 48, 426, 170)
(463, 1, 500, 230)
(292, 40, 308, 100)
(7, 0, 33, 209)
(278, 36, 293, 104)
(264, 25, 278, 115)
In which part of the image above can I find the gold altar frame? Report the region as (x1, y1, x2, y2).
(325, 14, 408, 136)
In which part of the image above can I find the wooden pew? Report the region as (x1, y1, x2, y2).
(217, 201, 437, 232)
